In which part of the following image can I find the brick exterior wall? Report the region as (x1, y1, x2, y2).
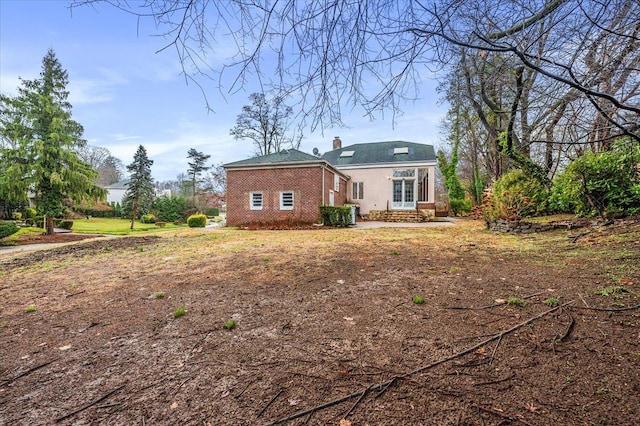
(226, 165, 347, 226)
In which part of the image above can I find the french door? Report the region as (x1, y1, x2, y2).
(392, 179, 415, 209)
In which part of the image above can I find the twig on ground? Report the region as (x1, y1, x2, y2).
(374, 376, 397, 398)
(473, 371, 515, 387)
(560, 307, 575, 341)
(1, 358, 58, 387)
(257, 389, 284, 418)
(578, 293, 590, 308)
(490, 334, 503, 363)
(343, 385, 372, 419)
(235, 381, 253, 398)
(66, 290, 86, 298)
(55, 384, 126, 422)
(172, 376, 193, 397)
(569, 230, 592, 243)
(572, 303, 640, 312)
(473, 403, 535, 426)
(262, 302, 573, 426)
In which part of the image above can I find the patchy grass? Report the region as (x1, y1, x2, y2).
(72, 218, 186, 235)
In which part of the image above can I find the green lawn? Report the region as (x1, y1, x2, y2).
(71, 218, 187, 235)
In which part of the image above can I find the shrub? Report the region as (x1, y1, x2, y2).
(187, 213, 207, 228)
(548, 140, 640, 218)
(11, 212, 22, 220)
(320, 206, 352, 227)
(205, 207, 219, 217)
(449, 198, 472, 216)
(0, 221, 20, 239)
(152, 195, 192, 222)
(155, 221, 167, 227)
(57, 220, 73, 230)
(483, 169, 548, 221)
(24, 208, 37, 219)
(141, 214, 156, 224)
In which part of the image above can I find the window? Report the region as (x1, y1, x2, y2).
(352, 182, 364, 200)
(393, 169, 416, 178)
(340, 150, 355, 157)
(280, 191, 294, 210)
(393, 147, 409, 155)
(334, 173, 340, 192)
(250, 192, 263, 210)
(418, 168, 429, 202)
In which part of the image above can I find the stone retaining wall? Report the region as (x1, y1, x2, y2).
(488, 219, 589, 233)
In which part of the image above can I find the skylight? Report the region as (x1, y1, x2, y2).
(340, 150, 355, 157)
(393, 147, 409, 155)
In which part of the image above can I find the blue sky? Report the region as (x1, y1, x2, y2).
(0, 0, 448, 182)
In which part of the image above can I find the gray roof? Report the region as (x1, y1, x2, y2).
(223, 149, 323, 168)
(103, 180, 129, 189)
(321, 141, 436, 167)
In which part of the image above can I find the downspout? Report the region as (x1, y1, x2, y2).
(321, 164, 325, 205)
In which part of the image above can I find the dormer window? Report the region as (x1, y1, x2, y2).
(340, 150, 355, 157)
(393, 147, 409, 155)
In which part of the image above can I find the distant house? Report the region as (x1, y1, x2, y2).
(223, 138, 438, 226)
(103, 181, 171, 205)
(104, 180, 129, 204)
(321, 138, 437, 221)
(223, 149, 348, 227)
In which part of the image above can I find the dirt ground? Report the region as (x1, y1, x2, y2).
(1, 220, 639, 425)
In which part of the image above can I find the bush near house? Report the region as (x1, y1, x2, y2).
(141, 214, 156, 224)
(54, 219, 74, 230)
(320, 206, 352, 227)
(187, 213, 207, 228)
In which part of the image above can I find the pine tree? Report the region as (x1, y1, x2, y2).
(0, 49, 103, 233)
(123, 145, 155, 230)
(186, 148, 211, 198)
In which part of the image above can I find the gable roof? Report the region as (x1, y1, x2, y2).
(321, 141, 436, 167)
(223, 149, 321, 168)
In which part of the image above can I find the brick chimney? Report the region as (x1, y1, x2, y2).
(333, 136, 342, 150)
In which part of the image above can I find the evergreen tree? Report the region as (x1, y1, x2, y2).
(0, 49, 103, 233)
(123, 145, 155, 230)
(186, 148, 211, 198)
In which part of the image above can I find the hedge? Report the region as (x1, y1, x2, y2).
(320, 206, 352, 227)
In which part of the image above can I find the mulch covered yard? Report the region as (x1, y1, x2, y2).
(1, 220, 639, 425)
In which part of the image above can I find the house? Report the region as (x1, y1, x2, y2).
(103, 181, 171, 205)
(104, 180, 129, 204)
(223, 149, 348, 226)
(223, 138, 438, 226)
(321, 137, 437, 221)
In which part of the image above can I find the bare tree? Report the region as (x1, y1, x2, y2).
(230, 93, 302, 156)
(72, 0, 639, 144)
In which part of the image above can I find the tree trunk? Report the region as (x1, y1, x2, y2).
(45, 216, 55, 235)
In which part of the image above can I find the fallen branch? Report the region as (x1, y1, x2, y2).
(55, 384, 126, 422)
(1, 358, 58, 387)
(66, 290, 86, 298)
(262, 302, 572, 425)
(572, 303, 640, 312)
(257, 389, 284, 418)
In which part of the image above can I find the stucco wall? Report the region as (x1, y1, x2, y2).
(340, 165, 435, 214)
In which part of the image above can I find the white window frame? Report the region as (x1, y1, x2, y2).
(352, 182, 364, 200)
(334, 173, 340, 192)
(280, 191, 294, 210)
(250, 191, 263, 210)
